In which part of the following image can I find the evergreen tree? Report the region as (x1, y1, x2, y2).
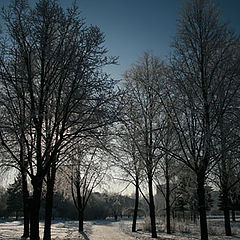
(7, 175, 23, 220)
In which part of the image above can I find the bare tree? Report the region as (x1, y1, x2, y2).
(110, 121, 144, 232)
(43, 158, 57, 240)
(211, 108, 240, 236)
(154, 118, 179, 234)
(69, 145, 108, 232)
(160, 1, 240, 239)
(123, 52, 166, 238)
(0, 0, 118, 239)
(0, 32, 31, 237)
(214, 68, 240, 235)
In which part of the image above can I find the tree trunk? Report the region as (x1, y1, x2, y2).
(78, 209, 84, 232)
(132, 177, 139, 232)
(193, 211, 197, 224)
(30, 178, 43, 240)
(232, 210, 236, 222)
(22, 171, 30, 238)
(148, 175, 157, 238)
(20, 133, 30, 239)
(147, 111, 157, 238)
(223, 208, 232, 236)
(222, 191, 232, 236)
(219, 113, 232, 236)
(197, 174, 208, 240)
(166, 175, 171, 234)
(43, 163, 56, 240)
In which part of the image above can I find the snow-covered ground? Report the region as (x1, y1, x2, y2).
(120, 219, 240, 240)
(0, 218, 239, 240)
(0, 219, 88, 240)
(0, 219, 135, 240)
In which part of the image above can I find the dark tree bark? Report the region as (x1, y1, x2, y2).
(223, 208, 231, 236)
(219, 113, 232, 236)
(148, 174, 157, 238)
(78, 209, 84, 232)
(15, 211, 19, 220)
(193, 211, 197, 224)
(197, 174, 208, 240)
(222, 191, 232, 236)
(166, 175, 171, 234)
(232, 210, 236, 222)
(75, 181, 85, 232)
(30, 178, 43, 240)
(43, 163, 56, 240)
(148, 97, 157, 239)
(20, 128, 30, 238)
(22, 170, 30, 238)
(132, 176, 139, 232)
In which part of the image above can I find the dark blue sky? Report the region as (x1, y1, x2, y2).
(1, 0, 240, 80)
(61, 0, 240, 80)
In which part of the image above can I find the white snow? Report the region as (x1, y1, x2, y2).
(0, 219, 239, 240)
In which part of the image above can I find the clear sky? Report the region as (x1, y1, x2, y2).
(69, 0, 240, 80)
(1, 0, 240, 80)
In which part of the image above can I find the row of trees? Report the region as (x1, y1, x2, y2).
(0, 179, 147, 222)
(112, 1, 240, 240)
(0, 0, 240, 240)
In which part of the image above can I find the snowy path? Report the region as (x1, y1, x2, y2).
(88, 221, 135, 240)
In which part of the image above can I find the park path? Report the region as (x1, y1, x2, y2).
(88, 221, 136, 240)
